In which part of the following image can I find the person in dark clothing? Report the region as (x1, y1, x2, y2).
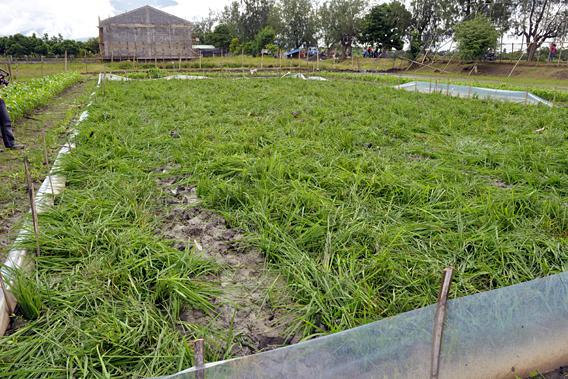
(0, 70, 23, 151)
(0, 98, 20, 150)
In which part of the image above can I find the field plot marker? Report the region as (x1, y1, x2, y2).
(194, 338, 205, 379)
(23, 157, 41, 256)
(430, 266, 453, 379)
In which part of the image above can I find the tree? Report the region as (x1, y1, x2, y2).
(409, 0, 455, 58)
(318, 0, 366, 58)
(456, 0, 514, 32)
(512, 0, 568, 61)
(209, 24, 235, 51)
(278, 0, 317, 49)
(240, 0, 275, 41)
(254, 26, 276, 55)
(454, 16, 498, 61)
(360, 2, 412, 51)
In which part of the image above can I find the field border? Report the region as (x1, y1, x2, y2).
(0, 85, 95, 336)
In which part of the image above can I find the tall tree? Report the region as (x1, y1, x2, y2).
(318, 0, 365, 58)
(454, 16, 498, 61)
(409, 0, 455, 57)
(360, 1, 412, 51)
(456, 0, 514, 32)
(512, 0, 568, 61)
(240, 0, 275, 41)
(278, 0, 317, 49)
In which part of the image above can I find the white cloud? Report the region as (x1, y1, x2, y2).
(0, 0, 231, 40)
(160, 0, 229, 23)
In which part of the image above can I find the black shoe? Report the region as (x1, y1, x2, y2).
(7, 144, 24, 150)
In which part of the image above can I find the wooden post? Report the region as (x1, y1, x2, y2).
(41, 130, 49, 166)
(430, 267, 453, 379)
(24, 157, 40, 257)
(64, 50, 68, 71)
(446, 82, 450, 96)
(179, 56, 182, 70)
(194, 339, 205, 379)
(261, 50, 264, 69)
(7, 56, 12, 78)
(279, 49, 282, 71)
(41, 56, 44, 76)
(429, 80, 432, 93)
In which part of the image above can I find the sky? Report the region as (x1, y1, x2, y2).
(0, 0, 230, 40)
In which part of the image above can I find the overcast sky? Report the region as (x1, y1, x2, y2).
(0, 0, 230, 40)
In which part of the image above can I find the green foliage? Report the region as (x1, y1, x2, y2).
(0, 33, 98, 57)
(278, 0, 317, 49)
(361, 1, 412, 51)
(253, 26, 276, 55)
(209, 24, 235, 51)
(0, 72, 81, 121)
(229, 37, 241, 54)
(10, 270, 43, 320)
(318, 0, 366, 57)
(455, 17, 498, 61)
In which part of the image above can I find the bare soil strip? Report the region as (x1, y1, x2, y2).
(159, 175, 300, 356)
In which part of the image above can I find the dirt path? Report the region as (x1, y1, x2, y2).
(158, 175, 300, 357)
(0, 80, 93, 259)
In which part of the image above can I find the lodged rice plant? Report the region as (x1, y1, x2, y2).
(1, 77, 567, 377)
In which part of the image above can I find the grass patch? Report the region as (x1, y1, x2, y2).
(1, 77, 567, 376)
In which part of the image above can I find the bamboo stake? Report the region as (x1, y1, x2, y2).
(41, 129, 49, 166)
(508, 52, 525, 78)
(23, 157, 40, 256)
(430, 267, 453, 379)
(194, 339, 205, 379)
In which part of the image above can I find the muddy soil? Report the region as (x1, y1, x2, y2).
(0, 81, 92, 260)
(158, 174, 300, 356)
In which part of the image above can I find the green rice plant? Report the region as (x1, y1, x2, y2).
(8, 269, 43, 320)
(0, 72, 82, 121)
(1, 77, 567, 377)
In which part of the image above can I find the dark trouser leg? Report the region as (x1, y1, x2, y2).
(0, 99, 15, 148)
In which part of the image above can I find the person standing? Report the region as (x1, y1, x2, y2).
(0, 73, 23, 151)
(548, 43, 558, 62)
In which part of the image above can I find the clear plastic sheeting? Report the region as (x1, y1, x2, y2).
(161, 272, 568, 379)
(396, 81, 552, 107)
(280, 72, 328, 81)
(163, 75, 209, 80)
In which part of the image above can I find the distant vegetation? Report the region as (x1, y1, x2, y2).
(0, 33, 99, 57)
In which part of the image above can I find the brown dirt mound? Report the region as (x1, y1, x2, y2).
(158, 176, 300, 356)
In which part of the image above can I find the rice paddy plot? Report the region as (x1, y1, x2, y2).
(1, 77, 567, 377)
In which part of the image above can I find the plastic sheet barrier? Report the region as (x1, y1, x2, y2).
(396, 81, 553, 107)
(161, 271, 568, 379)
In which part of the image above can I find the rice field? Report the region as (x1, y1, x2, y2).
(1, 76, 567, 377)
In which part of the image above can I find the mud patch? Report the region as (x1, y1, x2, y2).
(158, 176, 299, 356)
(490, 178, 513, 189)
